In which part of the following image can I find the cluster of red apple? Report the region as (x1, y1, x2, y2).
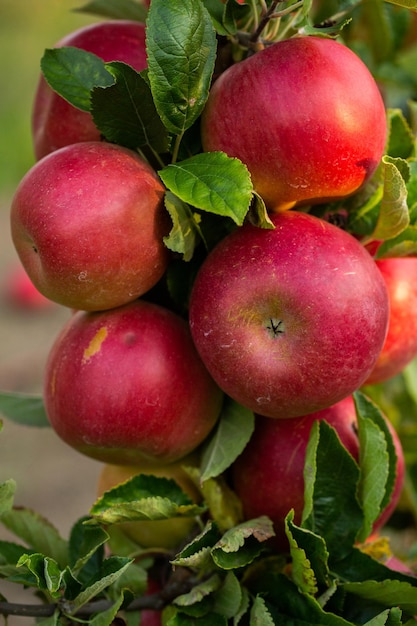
(8, 12, 416, 558)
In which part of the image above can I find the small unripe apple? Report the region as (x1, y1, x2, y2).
(231, 396, 405, 551)
(32, 20, 148, 160)
(97, 455, 201, 549)
(201, 36, 387, 211)
(189, 210, 389, 419)
(44, 299, 223, 465)
(11, 141, 171, 312)
(365, 257, 417, 384)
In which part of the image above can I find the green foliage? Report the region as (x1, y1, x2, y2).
(4, 0, 417, 624)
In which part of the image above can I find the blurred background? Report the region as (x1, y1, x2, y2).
(0, 0, 111, 605)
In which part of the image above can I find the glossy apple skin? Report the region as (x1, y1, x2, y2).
(11, 141, 171, 312)
(44, 300, 223, 465)
(189, 211, 389, 419)
(201, 36, 387, 212)
(231, 396, 405, 551)
(32, 20, 147, 160)
(97, 455, 201, 549)
(365, 257, 417, 385)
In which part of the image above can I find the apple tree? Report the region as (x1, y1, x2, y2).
(3, 0, 417, 624)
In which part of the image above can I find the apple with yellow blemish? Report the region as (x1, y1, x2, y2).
(44, 299, 223, 465)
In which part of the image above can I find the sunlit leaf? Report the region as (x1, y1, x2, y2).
(41, 47, 114, 111)
(159, 152, 253, 225)
(372, 156, 410, 241)
(163, 191, 202, 261)
(200, 398, 255, 481)
(146, 0, 217, 134)
(89, 474, 205, 524)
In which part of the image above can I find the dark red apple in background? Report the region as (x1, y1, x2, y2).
(3, 262, 56, 311)
(201, 36, 387, 212)
(10, 141, 171, 312)
(365, 257, 417, 385)
(189, 211, 389, 419)
(44, 299, 223, 465)
(231, 395, 405, 550)
(32, 20, 148, 160)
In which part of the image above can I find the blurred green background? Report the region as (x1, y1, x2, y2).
(0, 0, 99, 197)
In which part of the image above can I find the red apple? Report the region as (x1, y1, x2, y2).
(32, 20, 148, 160)
(201, 36, 387, 212)
(10, 141, 171, 312)
(140, 577, 162, 626)
(231, 395, 405, 551)
(3, 262, 56, 311)
(365, 257, 417, 385)
(189, 210, 389, 419)
(44, 299, 223, 465)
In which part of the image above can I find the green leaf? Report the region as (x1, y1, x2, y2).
(89, 592, 126, 626)
(0, 392, 49, 427)
(211, 517, 274, 570)
(363, 608, 403, 626)
(371, 155, 410, 242)
(376, 224, 417, 257)
(72, 556, 132, 609)
(384, 0, 417, 9)
(332, 545, 417, 585)
(354, 392, 399, 526)
(159, 152, 253, 225)
(92, 63, 169, 153)
(73, 0, 148, 21)
(89, 474, 205, 524)
(249, 572, 353, 626)
(302, 421, 363, 562)
(68, 517, 108, 573)
(212, 571, 242, 619)
(200, 398, 255, 481)
(17, 553, 63, 598)
(343, 579, 417, 614)
(1, 508, 68, 569)
(198, 473, 244, 533)
(249, 595, 275, 626)
(163, 191, 202, 261)
(284, 517, 330, 590)
(146, 0, 217, 134)
(354, 403, 390, 542)
(165, 609, 228, 625)
(285, 511, 318, 596)
(0, 540, 37, 579)
(41, 47, 114, 111)
(174, 573, 221, 607)
(386, 108, 415, 159)
(0, 480, 16, 517)
(171, 521, 221, 569)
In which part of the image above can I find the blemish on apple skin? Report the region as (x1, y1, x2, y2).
(78, 271, 88, 281)
(82, 326, 108, 364)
